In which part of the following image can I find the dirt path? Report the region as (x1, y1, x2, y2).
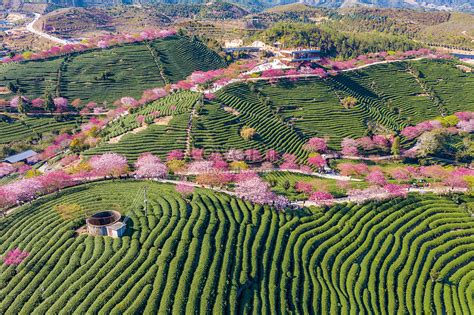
(25, 13, 71, 45)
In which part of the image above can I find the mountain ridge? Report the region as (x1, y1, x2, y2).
(1, 0, 472, 13)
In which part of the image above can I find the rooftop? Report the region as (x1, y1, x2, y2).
(3, 150, 37, 163)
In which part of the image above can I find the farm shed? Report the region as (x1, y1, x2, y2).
(3, 150, 37, 164)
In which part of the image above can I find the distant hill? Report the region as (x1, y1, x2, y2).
(264, 0, 473, 12)
(3, 0, 473, 12)
(264, 2, 318, 12)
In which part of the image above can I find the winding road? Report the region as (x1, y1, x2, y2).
(25, 13, 70, 45)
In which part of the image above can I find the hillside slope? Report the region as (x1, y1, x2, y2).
(85, 59, 474, 161)
(0, 36, 226, 104)
(0, 181, 472, 313)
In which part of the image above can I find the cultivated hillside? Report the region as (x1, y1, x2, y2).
(0, 35, 226, 104)
(1, 180, 472, 313)
(80, 59, 474, 162)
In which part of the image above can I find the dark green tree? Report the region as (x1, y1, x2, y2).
(43, 90, 55, 113)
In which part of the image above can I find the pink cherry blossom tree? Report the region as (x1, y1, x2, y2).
(176, 183, 194, 199)
(235, 176, 289, 209)
(191, 148, 205, 160)
(401, 126, 422, 140)
(89, 153, 129, 177)
(0, 163, 16, 178)
(244, 149, 262, 162)
(280, 153, 298, 170)
(383, 184, 408, 197)
(3, 177, 43, 203)
(167, 150, 184, 161)
(389, 168, 411, 182)
(309, 191, 334, 205)
(308, 154, 327, 170)
(134, 153, 168, 179)
(304, 137, 328, 153)
(366, 170, 387, 186)
(120, 97, 139, 107)
(39, 170, 74, 194)
(372, 135, 389, 150)
(265, 149, 279, 163)
(357, 137, 375, 151)
(295, 181, 313, 196)
(213, 159, 228, 170)
(341, 138, 359, 156)
(187, 161, 214, 173)
(53, 97, 68, 112)
(225, 149, 245, 161)
(442, 176, 468, 189)
(31, 98, 45, 109)
(338, 163, 369, 177)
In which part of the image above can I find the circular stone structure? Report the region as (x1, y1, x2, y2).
(86, 210, 122, 236)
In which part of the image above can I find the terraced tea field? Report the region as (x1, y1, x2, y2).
(94, 59, 473, 161)
(262, 171, 368, 199)
(0, 116, 82, 145)
(213, 59, 474, 151)
(0, 36, 226, 104)
(85, 91, 198, 161)
(1, 181, 473, 313)
(85, 115, 188, 162)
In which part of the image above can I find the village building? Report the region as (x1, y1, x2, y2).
(3, 150, 38, 164)
(278, 48, 321, 63)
